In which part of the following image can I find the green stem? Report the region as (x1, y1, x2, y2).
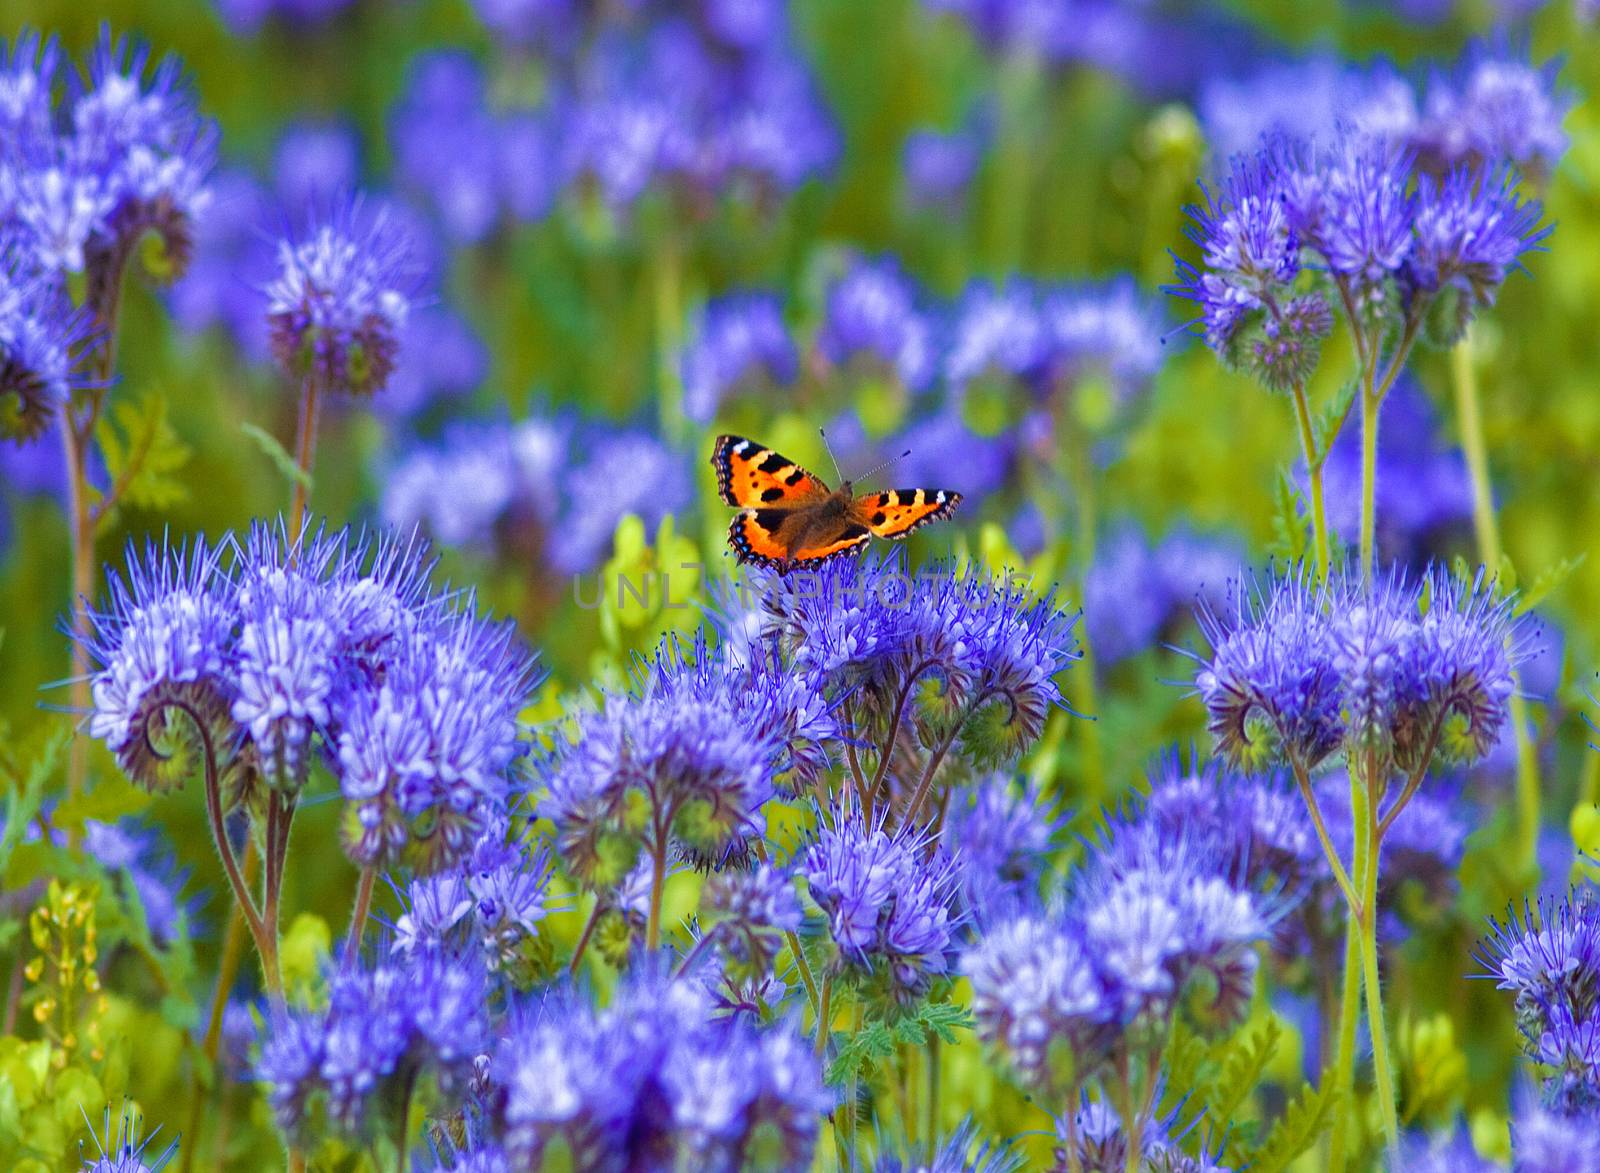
(342, 866, 377, 969)
(568, 895, 603, 977)
(1066, 424, 1104, 803)
(287, 373, 322, 538)
(1327, 902, 1363, 1173)
(1451, 336, 1542, 877)
(1358, 385, 1380, 584)
(926, 1035, 940, 1149)
(1291, 381, 1331, 580)
(1356, 757, 1400, 1149)
(644, 833, 668, 952)
(814, 974, 834, 1057)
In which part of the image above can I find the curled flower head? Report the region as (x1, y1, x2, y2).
(541, 631, 808, 885)
(338, 603, 538, 874)
(1195, 567, 1525, 776)
(494, 970, 826, 1171)
(258, 953, 486, 1147)
(801, 804, 963, 1003)
(680, 291, 798, 425)
(83, 538, 237, 794)
(266, 197, 420, 397)
(0, 238, 88, 443)
(1408, 168, 1548, 346)
(963, 911, 1111, 1094)
(764, 555, 1077, 770)
(818, 255, 935, 394)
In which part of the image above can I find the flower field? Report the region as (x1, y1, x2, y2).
(2, 1, 1599, 1170)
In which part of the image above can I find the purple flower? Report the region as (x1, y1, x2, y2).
(680, 291, 798, 425)
(272, 120, 361, 213)
(1416, 47, 1570, 178)
(903, 124, 983, 212)
(818, 255, 935, 394)
(494, 971, 825, 1170)
(946, 773, 1063, 919)
(265, 196, 421, 398)
(391, 52, 506, 243)
(542, 631, 811, 884)
(83, 537, 238, 794)
(944, 280, 1047, 394)
(1407, 168, 1548, 342)
(802, 805, 963, 1002)
(1394, 1126, 1503, 1173)
(1, 236, 88, 443)
(1512, 1093, 1600, 1172)
(1042, 278, 1165, 403)
(874, 1118, 1023, 1173)
(964, 911, 1110, 1092)
(257, 953, 487, 1145)
(550, 428, 691, 574)
(1199, 54, 1418, 162)
(764, 555, 1078, 766)
(78, 1103, 177, 1172)
(212, 0, 359, 33)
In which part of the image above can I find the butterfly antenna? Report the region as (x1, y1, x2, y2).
(818, 427, 846, 484)
(856, 448, 911, 488)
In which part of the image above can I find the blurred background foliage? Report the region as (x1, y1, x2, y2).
(0, 0, 1597, 1168)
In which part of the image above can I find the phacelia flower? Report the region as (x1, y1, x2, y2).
(1479, 887, 1600, 1112)
(680, 291, 799, 425)
(801, 805, 963, 1003)
(874, 1118, 1023, 1173)
(1415, 47, 1570, 179)
(84, 537, 238, 794)
(1393, 1125, 1503, 1173)
(1, 238, 87, 442)
(902, 123, 983, 212)
(763, 555, 1078, 769)
(494, 971, 826, 1171)
(818, 255, 936, 394)
(1042, 278, 1166, 404)
(258, 953, 486, 1146)
(944, 280, 1047, 395)
(964, 912, 1111, 1093)
(946, 773, 1064, 920)
(549, 428, 691, 574)
(542, 631, 812, 885)
(1511, 1091, 1600, 1173)
(265, 197, 420, 398)
(78, 1102, 177, 1172)
(1195, 567, 1525, 776)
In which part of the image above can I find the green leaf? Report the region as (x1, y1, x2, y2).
(1514, 554, 1586, 617)
(1206, 1018, 1281, 1158)
(240, 421, 312, 491)
(826, 1021, 895, 1086)
(1247, 1073, 1339, 1173)
(50, 772, 152, 836)
(1312, 382, 1357, 457)
(0, 730, 64, 875)
(1267, 470, 1311, 565)
(93, 392, 191, 526)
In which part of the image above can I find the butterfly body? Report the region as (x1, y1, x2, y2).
(711, 434, 961, 572)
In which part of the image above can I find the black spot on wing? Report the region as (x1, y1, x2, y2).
(753, 508, 789, 531)
(758, 451, 788, 474)
(784, 468, 806, 486)
(760, 487, 786, 502)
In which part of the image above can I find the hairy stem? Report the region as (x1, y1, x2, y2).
(1359, 385, 1380, 585)
(644, 832, 668, 952)
(287, 373, 322, 537)
(1289, 760, 1360, 909)
(1327, 775, 1365, 1173)
(814, 974, 834, 1057)
(62, 414, 95, 807)
(568, 894, 604, 977)
(180, 841, 259, 1173)
(342, 866, 377, 970)
(1357, 755, 1400, 1149)
(1291, 381, 1331, 580)
(1451, 336, 1542, 876)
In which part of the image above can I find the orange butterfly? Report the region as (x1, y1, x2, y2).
(711, 433, 962, 572)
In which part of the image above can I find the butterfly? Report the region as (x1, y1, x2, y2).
(711, 433, 962, 572)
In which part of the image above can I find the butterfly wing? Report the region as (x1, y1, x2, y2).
(728, 508, 871, 571)
(851, 489, 963, 540)
(712, 435, 830, 508)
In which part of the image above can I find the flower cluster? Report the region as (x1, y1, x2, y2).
(488, 971, 828, 1170)
(945, 772, 1065, 921)
(801, 806, 964, 1003)
(392, 814, 557, 982)
(1083, 524, 1242, 665)
(1174, 126, 1548, 381)
(265, 198, 422, 398)
(83, 520, 539, 872)
(964, 794, 1277, 1099)
(451, 1, 837, 216)
(1194, 567, 1526, 777)
(761, 554, 1078, 771)
(1, 30, 215, 293)
(1199, 44, 1568, 181)
(817, 254, 937, 396)
(542, 630, 835, 887)
(0, 235, 86, 444)
(257, 952, 486, 1146)
(1479, 887, 1600, 1113)
(681, 291, 800, 425)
